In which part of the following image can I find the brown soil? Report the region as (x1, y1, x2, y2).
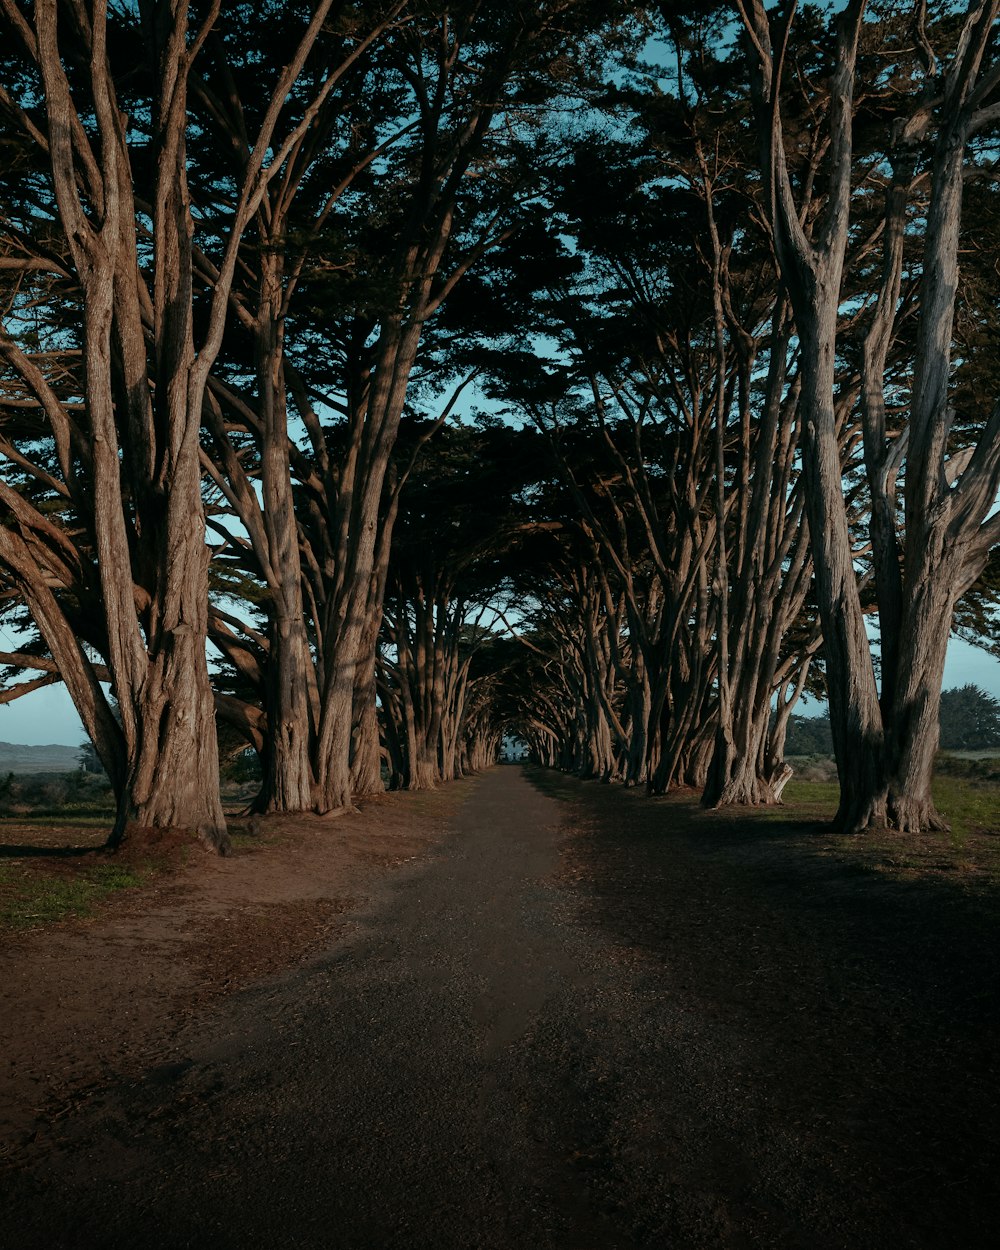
(0, 785, 465, 1160)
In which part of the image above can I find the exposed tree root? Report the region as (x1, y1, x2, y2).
(888, 795, 951, 834)
(833, 792, 889, 836)
(702, 757, 789, 809)
(833, 789, 951, 835)
(706, 777, 780, 809)
(106, 821, 230, 857)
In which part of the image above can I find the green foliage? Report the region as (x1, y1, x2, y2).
(782, 689, 1000, 757)
(953, 547, 1000, 661)
(939, 685, 1000, 751)
(220, 747, 263, 786)
(783, 713, 834, 755)
(0, 771, 115, 818)
(77, 741, 104, 774)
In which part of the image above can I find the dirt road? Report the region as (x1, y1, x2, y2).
(2, 768, 998, 1248)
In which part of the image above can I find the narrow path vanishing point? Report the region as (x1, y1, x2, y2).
(2, 767, 997, 1249)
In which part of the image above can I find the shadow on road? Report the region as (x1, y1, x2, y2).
(528, 767, 1000, 1249)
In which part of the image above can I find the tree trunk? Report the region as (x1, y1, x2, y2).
(797, 320, 887, 831)
(255, 254, 316, 813)
(254, 611, 315, 815)
(878, 19, 1000, 831)
(742, 0, 888, 832)
(314, 319, 420, 811)
(81, 261, 228, 850)
(125, 626, 227, 847)
(351, 662, 385, 796)
(886, 565, 954, 832)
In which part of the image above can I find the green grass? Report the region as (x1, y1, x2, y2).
(782, 776, 998, 838)
(0, 860, 145, 931)
(932, 776, 999, 843)
(732, 772, 1000, 883)
(780, 779, 840, 815)
(531, 768, 1000, 837)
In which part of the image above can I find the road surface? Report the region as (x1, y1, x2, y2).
(2, 767, 998, 1248)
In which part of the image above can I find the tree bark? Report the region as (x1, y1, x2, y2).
(739, 0, 887, 831)
(881, 8, 1000, 827)
(253, 252, 316, 813)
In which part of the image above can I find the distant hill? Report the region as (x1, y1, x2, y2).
(0, 741, 80, 774)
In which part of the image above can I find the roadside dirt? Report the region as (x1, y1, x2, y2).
(0, 786, 464, 1159)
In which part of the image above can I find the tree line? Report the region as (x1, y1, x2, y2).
(0, 0, 998, 849)
(781, 685, 1000, 755)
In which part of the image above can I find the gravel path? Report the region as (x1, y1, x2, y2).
(2, 767, 998, 1248)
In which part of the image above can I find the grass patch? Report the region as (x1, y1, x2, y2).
(781, 776, 998, 837)
(932, 776, 999, 843)
(0, 859, 146, 931)
(778, 779, 840, 815)
(755, 773, 1000, 885)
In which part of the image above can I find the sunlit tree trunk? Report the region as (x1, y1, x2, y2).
(29, 0, 228, 847)
(738, 0, 886, 831)
(882, 12, 1000, 827)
